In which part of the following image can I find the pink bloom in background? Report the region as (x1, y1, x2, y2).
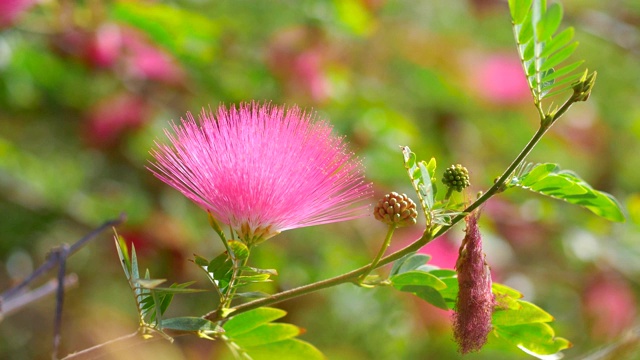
(584, 274, 637, 340)
(472, 54, 530, 105)
(418, 235, 459, 270)
(149, 103, 373, 245)
(268, 26, 332, 104)
(123, 30, 184, 84)
(0, 0, 36, 28)
(84, 94, 149, 148)
(86, 24, 122, 68)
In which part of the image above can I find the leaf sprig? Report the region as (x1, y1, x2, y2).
(510, 0, 585, 114)
(114, 232, 214, 339)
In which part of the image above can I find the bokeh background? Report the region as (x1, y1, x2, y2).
(1, 0, 640, 359)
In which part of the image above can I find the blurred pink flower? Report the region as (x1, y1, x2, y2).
(418, 235, 459, 270)
(123, 31, 184, 84)
(292, 50, 331, 103)
(149, 103, 373, 245)
(268, 27, 332, 104)
(86, 24, 122, 68)
(0, 0, 36, 28)
(84, 94, 149, 148)
(472, 54, 530, 105)
(584, 274, 637, 339)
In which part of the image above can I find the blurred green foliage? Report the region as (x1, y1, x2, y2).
(1, 0, 640, 359)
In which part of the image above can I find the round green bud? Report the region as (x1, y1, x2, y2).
(442, 164, 470, 192)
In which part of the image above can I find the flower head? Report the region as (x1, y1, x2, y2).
(373, 192, 418, 228)
(453, 212, 495, 354)
(149, 102, 372, 246)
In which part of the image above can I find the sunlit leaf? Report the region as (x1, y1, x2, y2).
(401, 285, 449, 310)
(232, 323, 301, 348)
(229, 240, 250, 260)
(390, 270, 447, 290)
(244, 338, 325, 360)
(509, 0, 533, 24)
(513, 163, 625, 222)
(492, 283, 523, 299)
(539, 42, 578, 72)
(493, 300, 554, 326)
(540, 27, 575, 58)
(402, 146, 434, 214)
(536, 3, 562, 41)
(223, 307, 287, 337)
(494, 322, 571, 356)
(114, 234, 130, 279)
(426, 157, 438, 197)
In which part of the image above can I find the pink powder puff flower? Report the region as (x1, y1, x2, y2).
(453, 212, 495, 354)
(149, 102, 373, 246)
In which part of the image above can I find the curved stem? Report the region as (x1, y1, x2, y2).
(358, 224, 396, 284)
(204, 230, 432, 322)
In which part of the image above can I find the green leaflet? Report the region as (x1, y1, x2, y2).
(223, 307, 288, 337)
(231, 323, 301, 348)
(492, 300, 554, 326)
(390, 253, 432, 276)
(241, 339, 325, 360)
(513, 163, 625, 222)
(390, 271, 447, 290)
(222, 308, 325, 360)
(402, 146, 437, 213)
(494, 323, 571, 356)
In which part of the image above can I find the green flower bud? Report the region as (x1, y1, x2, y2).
(373, 192, 418, 227)
(442, 164, 471, 192)
(572, 70, 597, 102)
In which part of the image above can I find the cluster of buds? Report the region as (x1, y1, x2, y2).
(373, 192, 418, 228)
(442, 164, 470, 192)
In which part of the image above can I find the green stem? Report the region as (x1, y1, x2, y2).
(444, 187, 454, 201)
(220, 250, 250, 313)
(204, 230, 432, 322)
(358, 225, 396, 284)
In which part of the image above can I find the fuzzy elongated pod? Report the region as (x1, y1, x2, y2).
(453, 212, 495, 354)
